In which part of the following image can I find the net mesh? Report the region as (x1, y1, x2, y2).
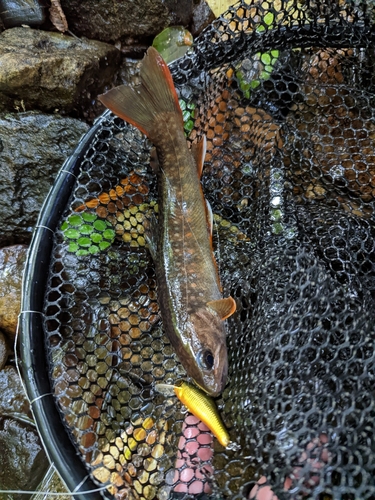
(43, 1, 375, 498)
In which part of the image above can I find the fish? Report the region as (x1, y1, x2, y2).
(156, 381, 232, 448)
(99, 47, 236, 396)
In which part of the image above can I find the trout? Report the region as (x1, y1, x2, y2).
(99, 47, 236, 396)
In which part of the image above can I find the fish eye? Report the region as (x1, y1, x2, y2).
(198, 350, 214, 370)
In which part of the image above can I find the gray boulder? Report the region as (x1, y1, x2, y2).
(0, 27, 121, 115)
(60, 0, 171, 42)
(0, 112, 89, 246)
(0, 366, 49, 496)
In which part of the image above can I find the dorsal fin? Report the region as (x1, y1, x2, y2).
(207, 297, 236, 320)
(191, 135, 206, 179)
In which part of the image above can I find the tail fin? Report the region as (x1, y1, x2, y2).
(98, 47, 183, 142)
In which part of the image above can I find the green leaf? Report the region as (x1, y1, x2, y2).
(261, 52, 272, 65)
(64, 228, 80, 239)
(80, 224, 94, 235)
(185, 120, 194, 133)
(89, 245, 100, 254)
(93, 220, 107, 231)
(103, 229, 116, 241)
(67, 214, 83, 226)
(68, 242, 79, 252)
(78, 237, 92, 247)
(152, 26, 193, 64)
(90, 233, 103, 243)
(263, 11, 274, 26)
(82, 212, 97, 222)
(99, 241, 111, 251)
(179, 99, 186, 111)
(76, 249, 89, 256)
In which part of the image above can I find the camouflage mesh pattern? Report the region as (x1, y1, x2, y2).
(44, 1, 375, 499)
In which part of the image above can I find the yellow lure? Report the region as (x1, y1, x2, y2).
(174, 381, 230, 447)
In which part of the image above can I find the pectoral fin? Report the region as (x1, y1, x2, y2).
(207, 296, 236, 320)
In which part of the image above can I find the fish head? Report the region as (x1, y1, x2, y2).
(184, 307, 228, 397)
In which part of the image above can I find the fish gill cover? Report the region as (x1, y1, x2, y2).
(42, 0, 375, 499)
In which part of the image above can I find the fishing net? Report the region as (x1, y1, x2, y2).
(23, 0, 375, 499)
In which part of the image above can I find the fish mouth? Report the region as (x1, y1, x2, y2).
(195, 378, 221, 397)
(194, 351, 228, 397)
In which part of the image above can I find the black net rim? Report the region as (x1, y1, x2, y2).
(19, 110, 114, 500)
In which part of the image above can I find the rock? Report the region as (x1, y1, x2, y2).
(0, 419, 49, 496)
(0, 367, 49, 495)
(118, 58, 142, 87)
(115, 36, 151, 59)
(190, 0, 216, 36)
(60, 0, 171, 42)
(0, 366, 30, 416)
(0, 245, 27, 341)
(162, 0, 194, 27)
(0, 112, 89, 246)
(0, 27, 121, 116)
(0, 0, 47, 29)
(0, 332, 8, 369)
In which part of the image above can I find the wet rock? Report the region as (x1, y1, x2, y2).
(0, 367, 49, 495)
(0, 27, 121, 116)
(119, 58, 142, 86)
(0, 366, 30, 416)
(115, 36, 151, 59)
(191, 0, 216, 36)
(0, 332, 8, 370)
(162, 0, 194, 27)
(0, 245, 27, 341)
(0, 113, 89, 246)
(0, 419, 49, 497)
(60, 0, 171, 42)
(0, 0, 47, 28)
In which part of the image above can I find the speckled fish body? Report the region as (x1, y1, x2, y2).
(99, 47, 236, 396)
